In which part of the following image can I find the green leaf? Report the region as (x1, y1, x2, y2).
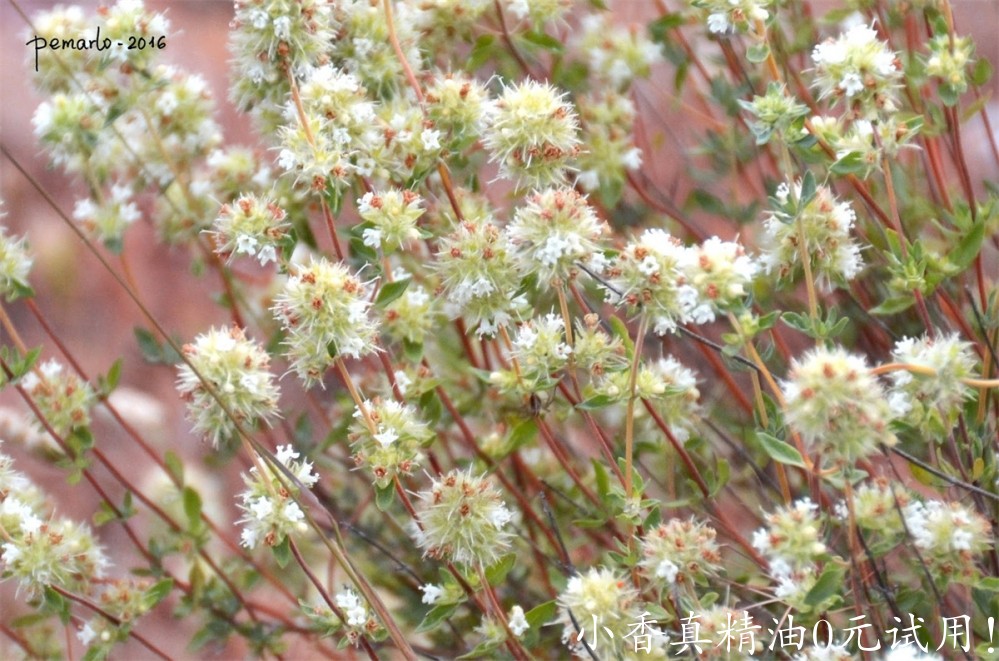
(272, 535, 292, 568)
(649, 14, 684, 43)
(457, 638, 504, 659)
(804, 564, 845, 608)
(757, 432, 806, 468)
(416, 602, 461, 633)
(468, 35, 496, 71)
(948, 220, 985, 272)
(134, 327, 163, 363)
(104, 359, 122, 391)
(484, 553, 516, 586)
(42, 586, 71, 624)
(524, 600, 557, 629)
(182, 486, 202, 528)
(799, 170, 817, 206)
(971, 58, 993, 86)
(871, 294, 916, 316)
(375, 278, 411, 307)
(164, 450, 184, 485)
(522, 30, 563, 53)
(592, 458, 610, 499)
(143, 578, 174, 610)
(506, 419, 538, 452)
(608, 315, 635, 356)
(975, 577, 999, 592)
(374, 482, 395, 511)
(746, 43, 770, 64)
(576, 394, 617, 411)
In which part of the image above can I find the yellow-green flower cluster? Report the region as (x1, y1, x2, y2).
(350, 399, 433, 489)
(272, 257, 380, 385)
(783, 346, 896, 462)
(176, 326, 281, 448)
(358, 189, 425, 252)
(482, 79, 581, 188)
(411, 469, 514, 567)
(211, 194, 290, 266)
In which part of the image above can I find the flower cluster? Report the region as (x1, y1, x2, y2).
(811, 23, 902, 118)
(603, 229, 699, 335)
(358, 189, 425, 252)
(640, 517, 722, 587)
(272, 257, 379, 385)
(887, 333, 976, 437)
(574, 92, 643, 198)
(783, 346, 896, 462)
(761, 180, 864, 289)
(211, 194, 290, 266)
(21, 360, 95, 437)
(349, 399, 433, 489)
(753, 498, 828, 574)
(0, 205, 33, 301)
(435, 220, 526, 337)
(482, 79, 581, 187)
(507, 187, 606, 284)
(176, 326, 281, 448)
(411, 469, 514, 567)
(237, 444, 319, 549)
(902, 499, 992, 582)
(0, 445, 107, 596)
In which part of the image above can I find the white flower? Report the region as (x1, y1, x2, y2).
(508, 605, 529, 637)
(420, 583, 443, 604)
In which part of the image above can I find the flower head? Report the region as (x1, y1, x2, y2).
(211, 194, 289, 266)
(761, 181, 863, 289)
(482, 79, 581, 187)
(21, 360, 95, 437)
(411, 469, 514, 567)
(0, 205, 33, 301)
(604, 229, 700, 335)
(811, 23, 902, 118)
(752, 498, 828, 574)
(434, 220, 527, 337)
(358, 189, 424, 252)
(887, 333, 977, 437)
(783, 346, 896, 462)
(237, 444, 319, 549)
(350, 399, 432, 489)
(272, 257, 379, 386)
(507, 187, 606, 284)
(640, 517, 722, 587)
(176, 327, 281, 448)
